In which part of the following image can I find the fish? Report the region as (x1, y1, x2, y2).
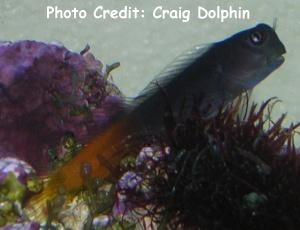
(26, 23, 286, 219)
(130, 23, 286, 125)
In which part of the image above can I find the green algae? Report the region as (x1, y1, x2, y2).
(0, 173, 26, 226)
(0, 173, 26, 203)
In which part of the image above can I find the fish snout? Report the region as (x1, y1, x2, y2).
(277, 41, 286, 56)
(268, 41, 286, 65)
(275, 42, 286, 65)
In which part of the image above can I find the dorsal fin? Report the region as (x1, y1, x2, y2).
(132, 44, 212, 106)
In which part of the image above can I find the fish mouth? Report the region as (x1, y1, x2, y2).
(237, 53, 286, 90)
(276, 55, 285, 64)
(269, 54, 285, 68)
(272, 41, 286, 66)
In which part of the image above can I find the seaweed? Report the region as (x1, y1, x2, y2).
(119, 98, 300, 230)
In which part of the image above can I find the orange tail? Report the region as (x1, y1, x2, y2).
(25, 118, 130, 220)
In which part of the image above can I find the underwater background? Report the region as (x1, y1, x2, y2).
(1, 0, 299, 134)
(0, 1, 300, 229)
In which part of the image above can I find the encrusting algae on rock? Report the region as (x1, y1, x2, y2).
(0, 40, 125, 225)
(0, 40, 124, 173)
(0, 157, 42, 227)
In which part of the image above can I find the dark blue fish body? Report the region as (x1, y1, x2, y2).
(128, 24, 286, 128)
(27, 24, 286, 217)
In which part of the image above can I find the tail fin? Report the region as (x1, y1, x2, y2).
(25, 119, 129, 221)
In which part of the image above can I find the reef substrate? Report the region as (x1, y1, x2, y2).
(0, 40, 299, 230)
(0, 40, 124, 228)
(0, 40, 124, 173)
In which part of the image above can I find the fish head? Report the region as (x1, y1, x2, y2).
(221, 23, 286, 91)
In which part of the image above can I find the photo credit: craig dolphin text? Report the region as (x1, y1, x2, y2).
(46, 5, 250, 23)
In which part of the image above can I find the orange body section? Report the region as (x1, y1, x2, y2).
(52, 120, 129, 190)
(26, 118, 131, 219)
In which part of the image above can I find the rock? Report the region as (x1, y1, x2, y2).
(92, 214, 112, 228)
(2, 221, 40, 230)
(0, 157, 35, 184)
(0, 41, 124, 173)
(58, 196, 91, 229)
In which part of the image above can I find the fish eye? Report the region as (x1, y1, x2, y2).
(249, 31, 264, 45)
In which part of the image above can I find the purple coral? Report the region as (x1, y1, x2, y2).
(0, 41, 124, 173)
(2, 221, 39, 230)
(118, 171, 142, 190)
(113, 146, 170, 218)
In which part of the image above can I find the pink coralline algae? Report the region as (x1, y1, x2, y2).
(0, 157, 35, 184)
(2, 221, 40, 230)
(0, 41, 124, 173)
